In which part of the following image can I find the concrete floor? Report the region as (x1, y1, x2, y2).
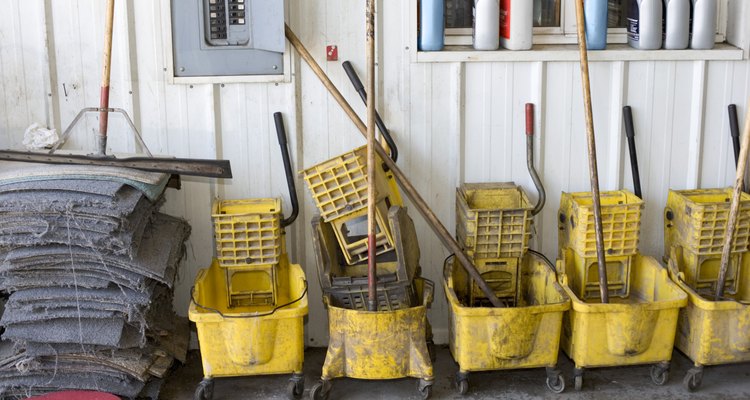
(161, 346, 750, 399)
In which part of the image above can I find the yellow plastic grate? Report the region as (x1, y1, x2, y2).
(211, 198, 282, 267)
(665, 188, 750, 255)
(300, 146, 398, 222)
(456, 183, 534, 259)
(559, 191, 643, 258)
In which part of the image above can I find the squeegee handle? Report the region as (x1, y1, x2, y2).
(98, 0, 116, 152)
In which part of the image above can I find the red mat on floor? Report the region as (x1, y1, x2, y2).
(30, 392, 119, 400)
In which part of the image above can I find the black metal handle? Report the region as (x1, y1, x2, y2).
(343, 60, 365, 93)
(342, 61, 398, 162)
(623, 106, 642, 199)
(274, 112, 299, 228)
(730, 104, 741, 168)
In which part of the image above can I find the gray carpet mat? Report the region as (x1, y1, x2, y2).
(0, 168, 190, 399)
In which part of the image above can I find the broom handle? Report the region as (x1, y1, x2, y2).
(366, 0, 378, 312)
(574, 0, 609, 303)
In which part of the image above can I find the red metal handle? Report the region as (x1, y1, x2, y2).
(525, 103, 534, 136)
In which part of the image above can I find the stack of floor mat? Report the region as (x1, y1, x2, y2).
(0, 163, 190, 399)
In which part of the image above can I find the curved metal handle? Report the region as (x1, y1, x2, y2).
(623, 106, 642, 198)
(274, 112, 299, 228)
(729, 104, 741, 167)
(342, 61, 398, 162)
(525, 104, 546, 216)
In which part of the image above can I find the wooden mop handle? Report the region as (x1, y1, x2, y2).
(574, 0, 609, 303)
(365, 0, 378, 312)
(98, 0, 115, 153)
(717, 101, 750, 299)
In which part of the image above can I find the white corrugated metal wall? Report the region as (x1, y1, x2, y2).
(0, 0, 749, 346)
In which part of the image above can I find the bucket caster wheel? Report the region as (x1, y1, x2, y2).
(683, 366, 704, 392)
(455, 372, 469, 395)
(650, 363, 670, 386)
(287, 374, 305, 399)
(573, 368, 584, 391)
(309, 380, 331, 400)
(545, 367, 565, 394)
(418, 379, 433, 400)
(194, 378, 214, 400)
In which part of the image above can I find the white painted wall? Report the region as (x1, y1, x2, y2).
(0, 0, 748, 346)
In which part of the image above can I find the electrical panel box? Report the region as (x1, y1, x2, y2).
(170, 0, 285, 80)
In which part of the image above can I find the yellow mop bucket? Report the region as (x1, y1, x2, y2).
(189, 258, 308, 398)
(443, 251, 570, 394)
(557, 252, 687, 391)
(666, 247, 750, 391)
(310, 278, 434, 400)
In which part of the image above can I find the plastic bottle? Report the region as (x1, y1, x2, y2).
(473, 0, 500, 51)
(627, 0, 663, 49)
(499, 0, 533, 50)
(690, 0, 716, 49)
(584, 0, 609, 50)
(419, 0, 445, 51)
(663, 0, 690, 49)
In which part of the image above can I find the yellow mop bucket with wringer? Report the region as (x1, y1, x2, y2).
(663, 188, 750, 391)
(189, 113, 309, 400)
(302, 116, 435, 399)
(556, 190, 687, 391)
(444, 105, 572, 395)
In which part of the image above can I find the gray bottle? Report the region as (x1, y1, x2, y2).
(628, 0, 663, 49)
(663, 0, 690, 49)
(690, 0, 717, 49)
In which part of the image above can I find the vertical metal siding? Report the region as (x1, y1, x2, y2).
(0, 0, 748, 346)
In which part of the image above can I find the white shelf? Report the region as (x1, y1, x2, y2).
(416, 43, 744, 63)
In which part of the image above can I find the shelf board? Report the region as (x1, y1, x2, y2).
(416, 43, 744, 63)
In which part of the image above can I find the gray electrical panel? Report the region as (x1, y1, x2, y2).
(171, 0, 284, 78)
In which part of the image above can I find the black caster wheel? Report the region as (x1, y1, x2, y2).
(455, 372, 469, 395)
(683, 367, 704, 392)
(650, 363, 670, 386)
(457, 379, 469, 395)
(546, 374, 565, 394)
(310, 380, 331, 400)
(418, 384, 433, 400)
(573, 369, 584, 392)
(194, 379, 214, 400)
(287, 375, 305, 399)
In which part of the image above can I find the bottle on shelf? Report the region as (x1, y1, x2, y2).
(690, 0, 716, 49)
(584, 0, 609, 50)
(419, 0, 445, 51)
(473, 0, 500, 51)
(663, 0, 690, 49)
(499, 0, 533, 50)
(627, 0, 663, 50)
